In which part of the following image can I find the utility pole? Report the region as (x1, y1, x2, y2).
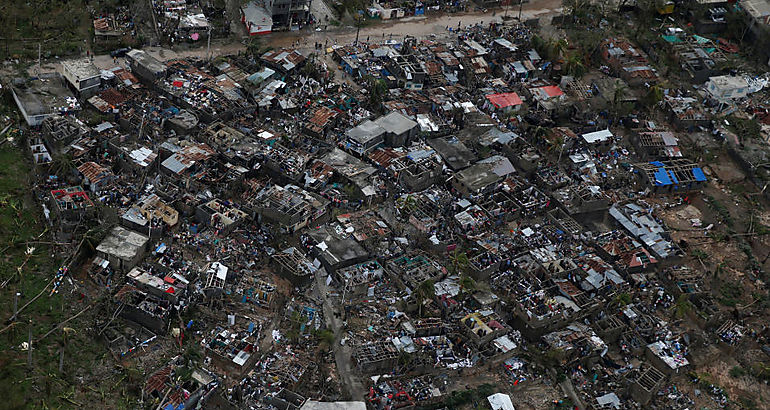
(27, 322, 32, 367)
(37, 42, 41, 75)
(354, 11, 362, 46)
(206, 25, 212, 61)
(518, 0, 524, 21)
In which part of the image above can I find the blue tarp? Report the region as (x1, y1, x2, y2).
(654, 167, 672, 186)
(692, 167, 707, 182)
(668, 168, 678, 184)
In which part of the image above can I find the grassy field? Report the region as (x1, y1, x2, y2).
(0, 133, 141, 408)
(0, 0, 92, 60)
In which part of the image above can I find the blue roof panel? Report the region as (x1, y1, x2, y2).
(653, 167, 672, 186)
(692, 167, 707, 182)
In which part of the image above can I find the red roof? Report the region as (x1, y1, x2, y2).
(541, 86, 564, 97)
(486, 92, 523, 109)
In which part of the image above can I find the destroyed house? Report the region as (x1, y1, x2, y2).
(395, 190, 449, 234)
(542, 323, 607, 364)
(387, 54, 427, 90)
(354, 341, 399, 374)
(594, 230, 658, 272)
(499, 137, 540, 175)
(318, 148, 378, 198)
(50, 186, 95, 221)
(478, 190, 521, 222)
(77, 161, 115, 193)
(669, 37, 725, 83)
(119, 145, 158, 171)
(206, 323, 261, 375)
(161, 143, 216, 179)
(122, 194, 179, 237)
(370, 146, 442, 192)
(127, 267, 185, 303)
(271, 247, 317, 285)
(254, 142, 310, 183)
(500, 177, 549, 215)
(387, 252, 444, 290)
(574, 253, 626, 292)
(336, 210, 390, 243)
(29, 137, 52, 165)
(306, 224, 369, 272)
(161, 62, 242, 121)
(610, 203, 677, 259)
(633, 130, 681, 159)
(551, 184, 609, 215)
(493, 254, 594, 336)
(114, 284, 172, 334)
(252, 184, 328, 233)
(42, 115, 87, 145)
(461, 311, 509, 346)
(338, 260, 383, 297)
(600, 37, 658, 86)
(303, 105, 340, 137)
(664, 96, 710, 130)
(203, 261, 229, 295)
(636, 160, 707, 193)
(261, 49, 306, 73)
(236, 274, 276, 308)
(646, 339, 690, 374)
(196, 199, 248, 236)
(88, 88, 129, 113)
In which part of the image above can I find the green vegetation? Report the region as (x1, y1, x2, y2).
(730, 366, 747, 378)
(0, 141, 122, 407)
(727, 116, 763, 141)
(674, 294, 693, 318)
(706, 196, 734, 227)
(425, 383, 498, 409)
(0, 0, 91, 59)
(414, 279, 435, 317)
(719, 282, 743, 307)
(614, 292, 632, 307)
(690, 249, 710, 261)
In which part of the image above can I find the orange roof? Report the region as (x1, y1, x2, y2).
(541, 86, 564, 98)
(486, 92, 523, 109)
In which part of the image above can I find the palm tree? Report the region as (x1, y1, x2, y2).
(564, 53, 586, 77)
(674, 294, 692, 318)
(450, 249, 470, 275)
(415, 279, 435, 317)
(51, 153, 76, 178)
(643, 83, 665, 109)
(610, 80, 629, 123)
(58, 327, 75, 373)
(563, 0, 590, 24)
(549, 38, 568, 61)
(364, 76, 388, 112)
(459, 274, 476, 298)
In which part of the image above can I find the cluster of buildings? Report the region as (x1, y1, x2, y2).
(8, 4, 770, 408)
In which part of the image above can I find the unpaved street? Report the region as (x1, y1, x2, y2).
(67, 2, 563, 72)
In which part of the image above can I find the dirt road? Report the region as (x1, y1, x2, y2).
(69, 2, 562, 72)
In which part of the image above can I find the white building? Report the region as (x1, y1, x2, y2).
(241, 1, 273, 35)
(60, 59, 101, 97)
(705, 75, 751, 102)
